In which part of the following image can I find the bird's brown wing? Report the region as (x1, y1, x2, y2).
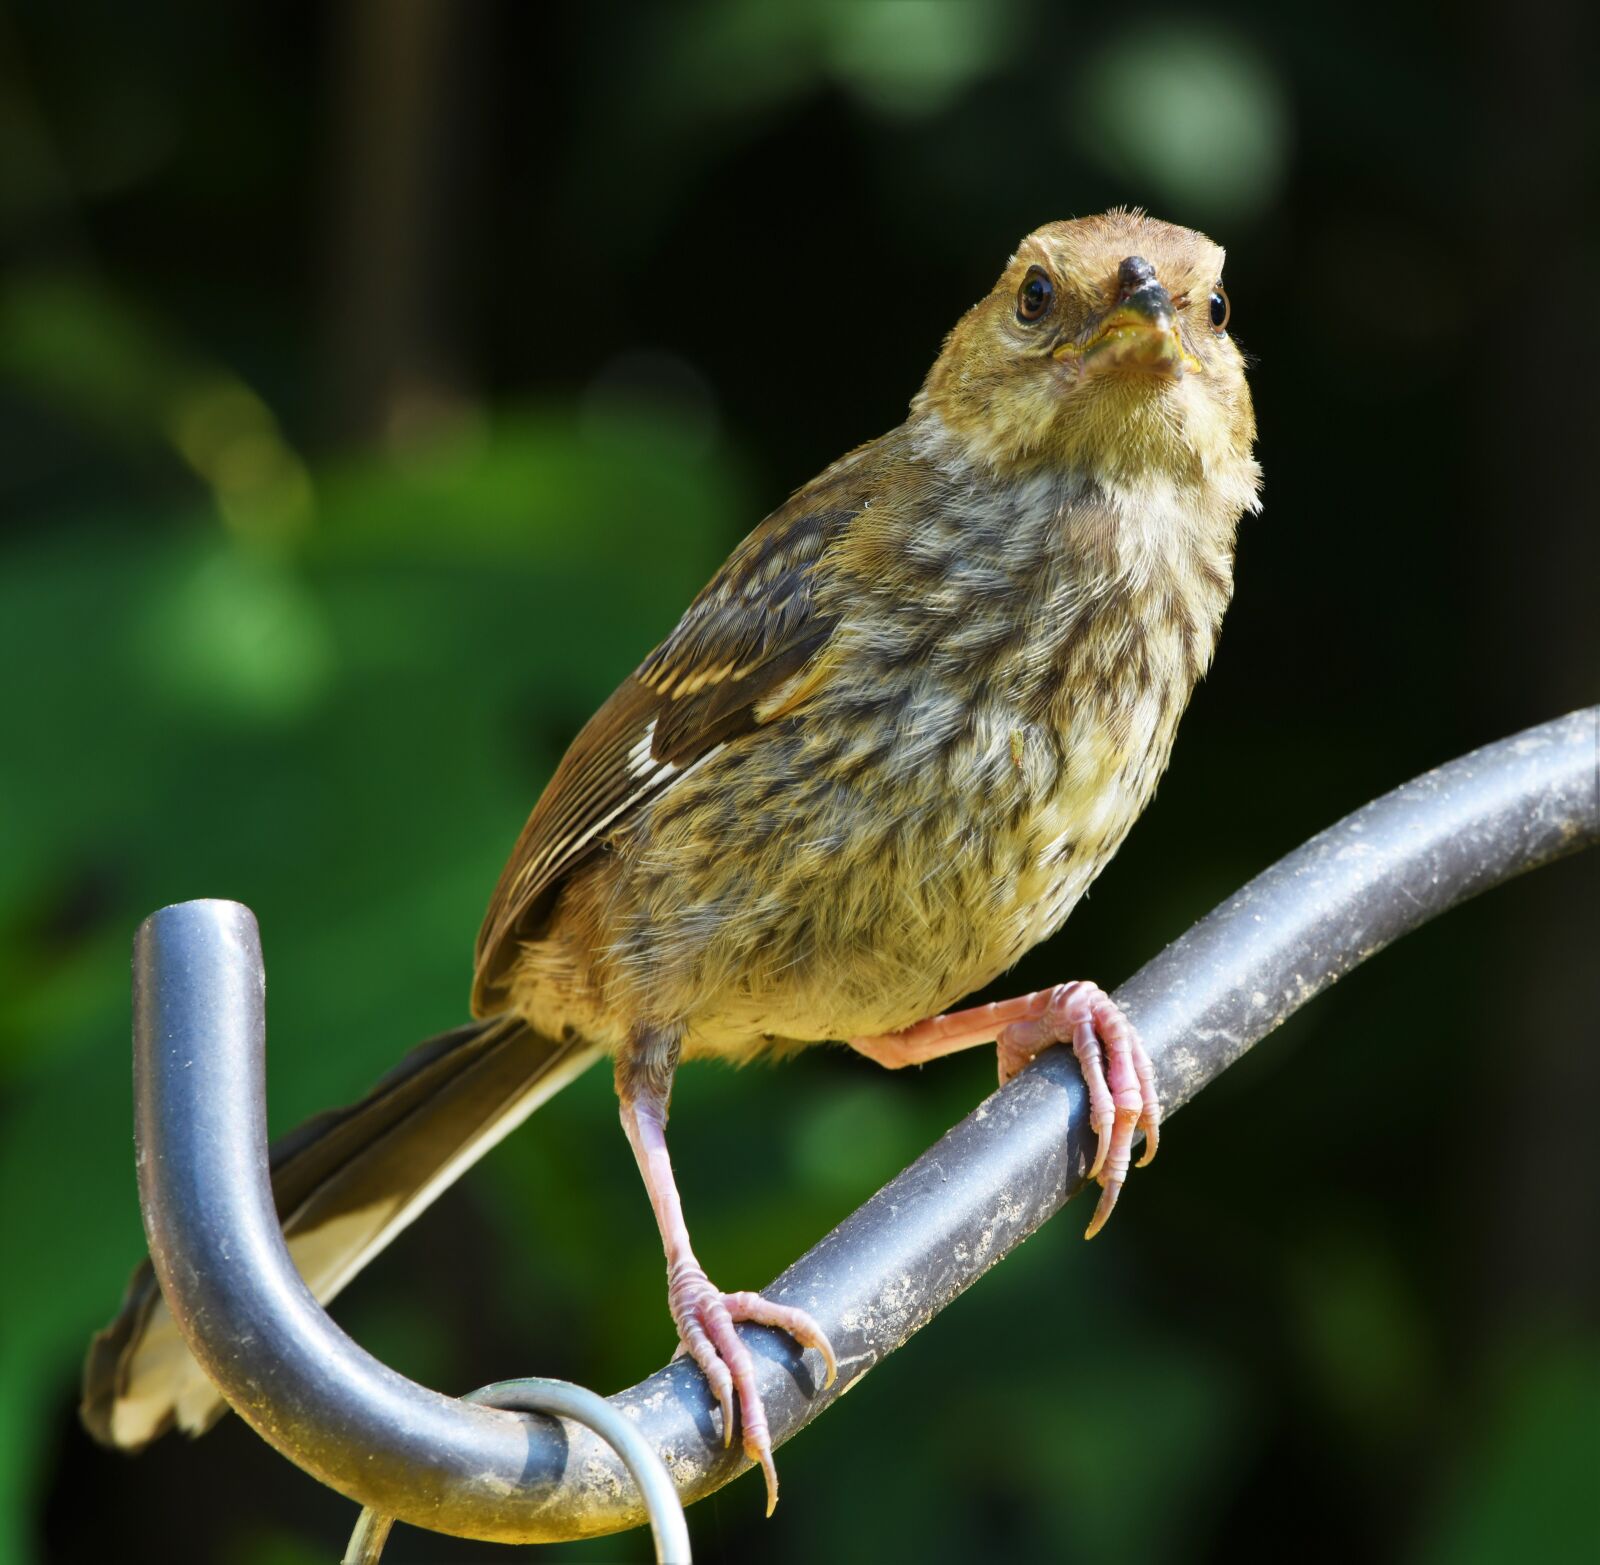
(470, 489, 864, 1013)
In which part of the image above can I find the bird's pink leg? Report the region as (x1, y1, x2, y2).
(850, 980, 1159, 1237)
(849, 989, 1061, 1068)
(618, 1072, 836, 1515)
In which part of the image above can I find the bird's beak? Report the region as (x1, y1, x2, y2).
(1055, 282, 1198, 380)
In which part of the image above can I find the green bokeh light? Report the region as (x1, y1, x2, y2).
(1068, 26, 1291, 223)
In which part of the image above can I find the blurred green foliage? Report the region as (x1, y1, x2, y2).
(0, 396, 740, 1554)
(2, 2, 1595, 1563)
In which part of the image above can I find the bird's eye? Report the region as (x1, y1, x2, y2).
(1017, 267, 1054, 323)
(1209, 286, 1231, 333)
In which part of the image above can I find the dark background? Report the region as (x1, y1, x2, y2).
(3, 2, 1596, 1562)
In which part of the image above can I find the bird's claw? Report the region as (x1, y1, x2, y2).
(668, 1267, 836, 1514)
(997, 980, 1160, 1237)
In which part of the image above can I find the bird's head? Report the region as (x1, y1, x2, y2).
(915, 210, 1258, 509)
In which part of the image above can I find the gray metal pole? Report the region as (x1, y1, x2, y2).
(131, 707, 1598, 1546)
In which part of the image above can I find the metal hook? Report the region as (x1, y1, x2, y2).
(345, 1378, 691, 1564)
(121, 708, 1597, 1550)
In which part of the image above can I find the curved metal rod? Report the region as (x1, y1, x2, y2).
(132, 708, 1597, 1545)
(345, 1379, 692, 1564)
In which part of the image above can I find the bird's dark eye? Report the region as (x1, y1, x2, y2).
(1209, 286, 1231, 332)
(1017, 267, 1054, 323)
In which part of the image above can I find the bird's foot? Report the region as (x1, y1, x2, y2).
(995, 980, 1160, 1237)
(668, 1263, 837, 1514)
(850, 980, 1159, 1235)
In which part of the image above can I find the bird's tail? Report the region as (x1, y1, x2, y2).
(80, 1014, 603, 1450)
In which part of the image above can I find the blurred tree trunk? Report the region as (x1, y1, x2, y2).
(1474, 0, 1599, 1324)
(319, 0, 484, 448)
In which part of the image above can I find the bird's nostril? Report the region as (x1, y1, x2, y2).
(1117, 256, 1157, 298)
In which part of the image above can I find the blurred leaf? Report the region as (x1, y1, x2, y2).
(137, 547, 334, 723)
(224, 1528, 329, 1565)
(822, 0, 1016, 118)
(0, 271, 188, 438)
(637, 0, 1014, 123)
(0, 271, 314, 550)
(1289, 1223, 1433, 1444)
(789, 1075, 922, 1198)
(1413, 1338, 1600, 1565)
(1068, 25, 1291, 223)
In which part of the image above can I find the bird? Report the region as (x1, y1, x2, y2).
(83, 209, 1261, 1514)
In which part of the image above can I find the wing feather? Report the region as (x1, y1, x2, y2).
(470, 493, 863, 1012)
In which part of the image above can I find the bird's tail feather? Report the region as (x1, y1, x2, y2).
(80, 1013, 603, 1450)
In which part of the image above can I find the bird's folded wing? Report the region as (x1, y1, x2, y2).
(471, 480, 873, 1013)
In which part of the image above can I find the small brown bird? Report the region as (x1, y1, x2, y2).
(85, 209, 1260, 1512)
